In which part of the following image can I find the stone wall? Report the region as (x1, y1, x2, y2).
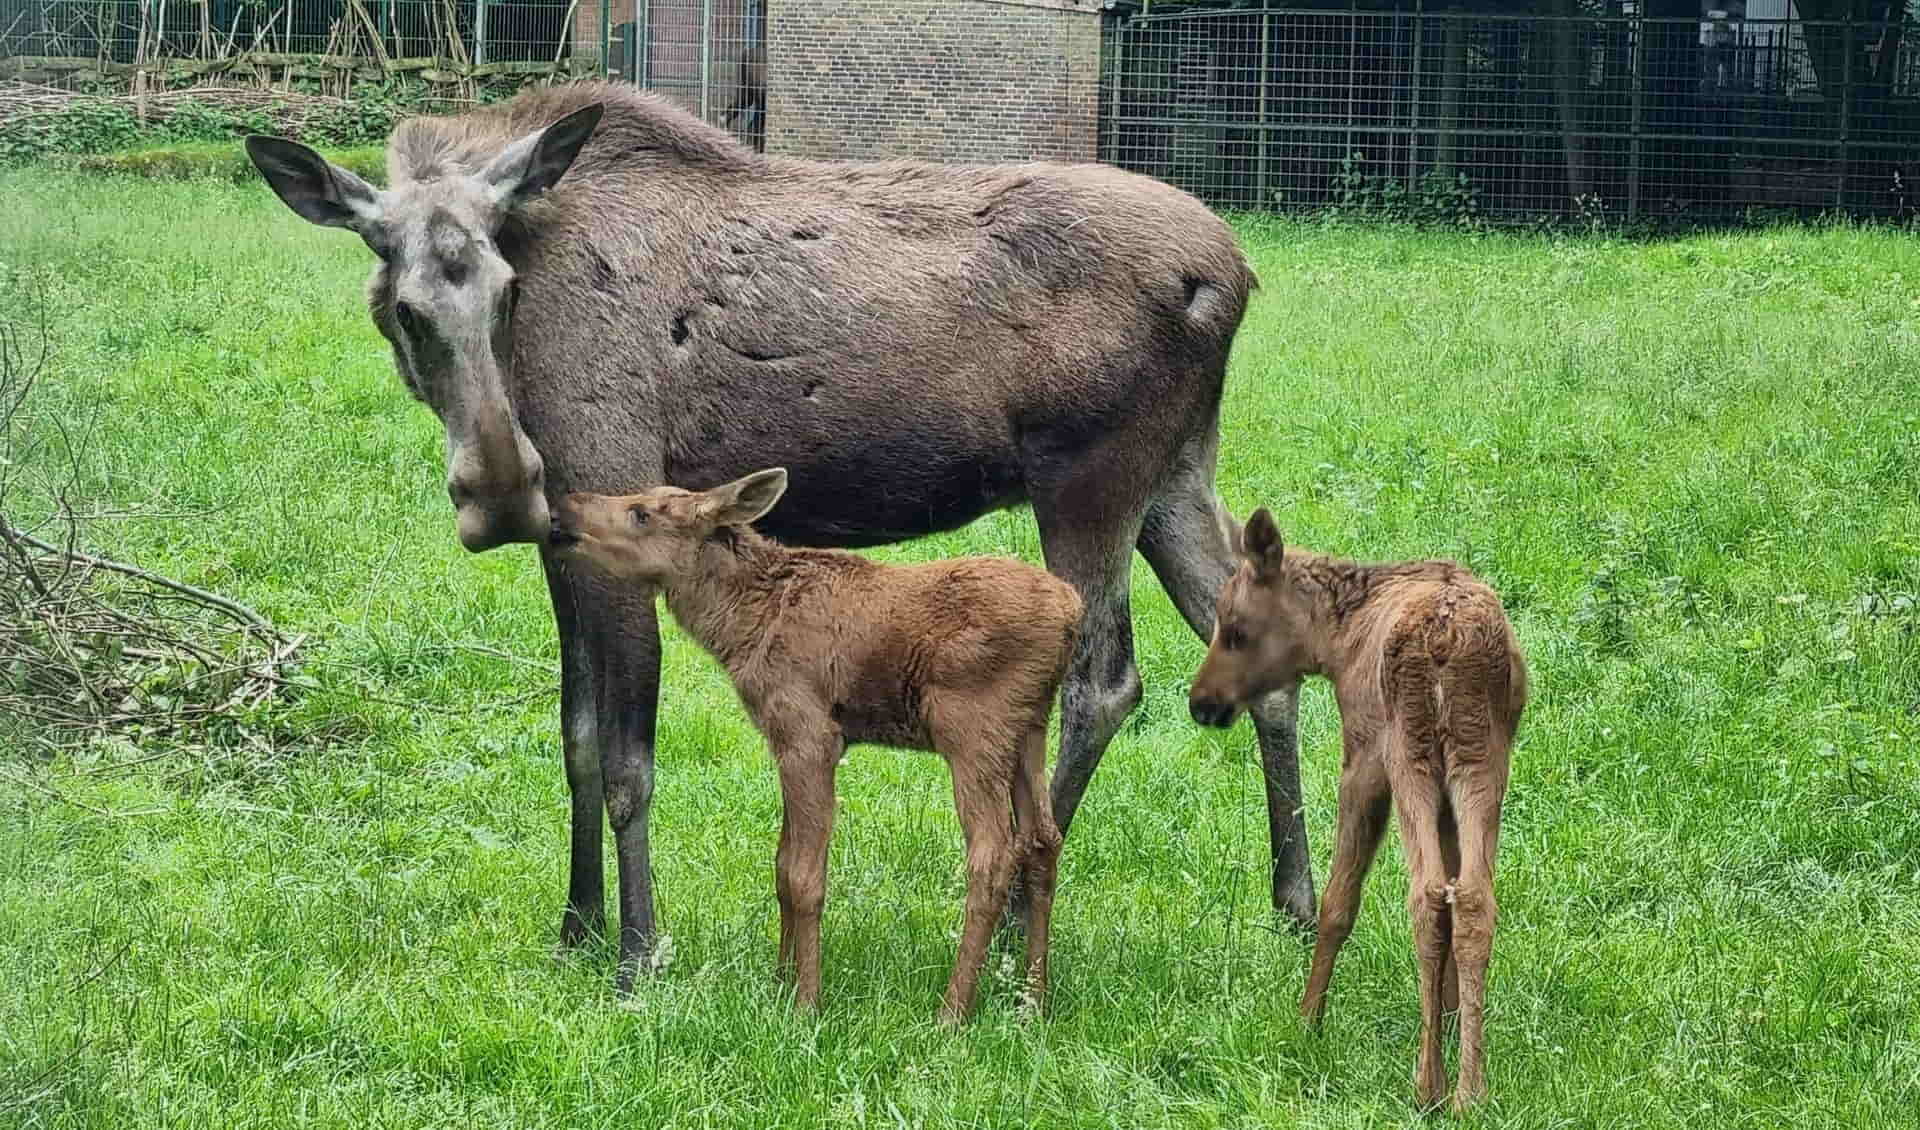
(764, 0, 1102, 163)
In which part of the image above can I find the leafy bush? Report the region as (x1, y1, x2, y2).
(0, 79, 451, 166)
(1321, 150, 1485, 228)
(0, 102, 143, 164)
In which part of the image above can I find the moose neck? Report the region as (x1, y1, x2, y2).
(1279, 550, 1382, 673)
(658, 527, 790, 669)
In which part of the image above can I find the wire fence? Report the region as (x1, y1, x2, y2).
(604, 0, 763, 151)
(3, 0, 764, 148)
(1101, 4, 1920, 223)
(1, 1, 584, 69)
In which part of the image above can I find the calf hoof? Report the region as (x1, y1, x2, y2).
(1297, 995, 1327, 1030)
(1451, 1084, 1487, 1115)
(936, 1005, 968, 1028)
(1413, 1070, 1450, 1114)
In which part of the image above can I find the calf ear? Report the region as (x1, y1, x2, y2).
(1242, 508, 1285, 578)
(246, 136, 383, 230)
(702, 467, 789, 527)
(480, 104, 604, 210)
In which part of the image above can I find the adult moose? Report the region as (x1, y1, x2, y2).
(245, 82, 1314, 988)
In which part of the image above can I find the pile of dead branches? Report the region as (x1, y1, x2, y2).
(0, 79, 356, 132)
(1, 278, 303, 750)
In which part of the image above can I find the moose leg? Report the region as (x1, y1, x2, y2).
(1032, 489, 1146, 837)
(586, 582, 664, 993)
(1139, 447, 1316, 928)
(1300, 745, 1391, 1025)
(544, 556, 606, 949)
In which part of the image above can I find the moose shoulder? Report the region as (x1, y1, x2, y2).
(245, 82, 1318, 990)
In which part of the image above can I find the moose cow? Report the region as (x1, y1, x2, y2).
(244, 82, 1314, 988)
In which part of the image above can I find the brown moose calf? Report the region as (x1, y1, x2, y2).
(1188, 510, 1527, 1112)
(550, 468, 1080, 1022)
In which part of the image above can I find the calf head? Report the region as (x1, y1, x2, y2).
(1189, 508, 1314, 727)
(245, 105, 604, 552)
(549, 468, 790, 584)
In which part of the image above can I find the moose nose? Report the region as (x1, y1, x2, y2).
(1189, 697, 1237, 729)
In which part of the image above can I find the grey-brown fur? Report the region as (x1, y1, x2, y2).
(246, 81, 1317, 989)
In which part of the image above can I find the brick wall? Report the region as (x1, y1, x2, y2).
(765, 0, 1102, 164)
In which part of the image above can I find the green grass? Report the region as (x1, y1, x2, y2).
(3, 170, 1918, 1128)
(66, 143, 388, 185)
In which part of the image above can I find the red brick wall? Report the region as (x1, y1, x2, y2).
(765, 0, 1102, 163)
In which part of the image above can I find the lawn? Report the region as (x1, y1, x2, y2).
(2, 169, 1917, 1129)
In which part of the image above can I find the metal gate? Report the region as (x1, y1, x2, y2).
(1100, 3, 1920, 222)
(602, 0, 764, 152)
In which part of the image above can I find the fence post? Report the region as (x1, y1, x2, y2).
(1836, 9, 1852, 211)
(700, 0, 714, 120)
(601, 0, 611, 76)
(475, 0, 488, 66)
(1257, 5, 1272, 206)
(1408, 0, 1423, 190)
(1627, 6, 1644, 219)
(1345, 0, 1358, 177)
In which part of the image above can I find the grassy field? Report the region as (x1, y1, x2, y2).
(2, 168, 1918, 1129)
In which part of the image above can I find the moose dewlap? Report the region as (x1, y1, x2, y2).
(1188, 509, 1528, 1111)
(549, 468, 1081, 1022)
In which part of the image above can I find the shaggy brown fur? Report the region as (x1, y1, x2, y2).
(245, 82, 1320, 994)
(1188, 510, 1527, 1112)
(550, 469, 1080, 1022)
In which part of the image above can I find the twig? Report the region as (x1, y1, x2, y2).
(10, 529, 286, 643)
(68, 939, 133, 993)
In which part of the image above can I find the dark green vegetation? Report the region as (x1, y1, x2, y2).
(2, 170, 1916, 1127)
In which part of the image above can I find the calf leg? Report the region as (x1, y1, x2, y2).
(1448, 760, 1507, 1112)
(1014, 718, 1062, 1012)
(1438, 815, 1462, 1015)
(941, 749, 1019, 1024)
(1139, 447, 1315, 929)
(1300, 745, 1391, 1025)
(1393, 765, 1454, 1111)
(774, 746, 837, 1011)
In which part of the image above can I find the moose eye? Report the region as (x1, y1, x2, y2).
(1220, 625, 1247, 651)
(394, 300, 424, 337)
(629, 506, 649, 528)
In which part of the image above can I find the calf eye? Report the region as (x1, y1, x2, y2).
(629, 506, 649, 527)
(1220, 625, 1247, 651)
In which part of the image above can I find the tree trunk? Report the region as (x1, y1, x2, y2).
(1552, 0, 1593, 205)
(1435, 8, 1468, 177)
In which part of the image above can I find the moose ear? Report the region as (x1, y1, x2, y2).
(1242, 508, 1284, 578)
(701, 467, 789, 527)
(480, 103, 604, 210)
(245, 136, 384, 230)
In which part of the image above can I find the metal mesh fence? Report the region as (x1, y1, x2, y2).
(2, 1, 579, 69)
(1101, 4, 1920, 223)
(606, 0, 763, 151)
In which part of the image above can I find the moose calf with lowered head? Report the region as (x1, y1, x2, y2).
(1188, 510, 1527, 1111)
(549, 468, 1080, 1022)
